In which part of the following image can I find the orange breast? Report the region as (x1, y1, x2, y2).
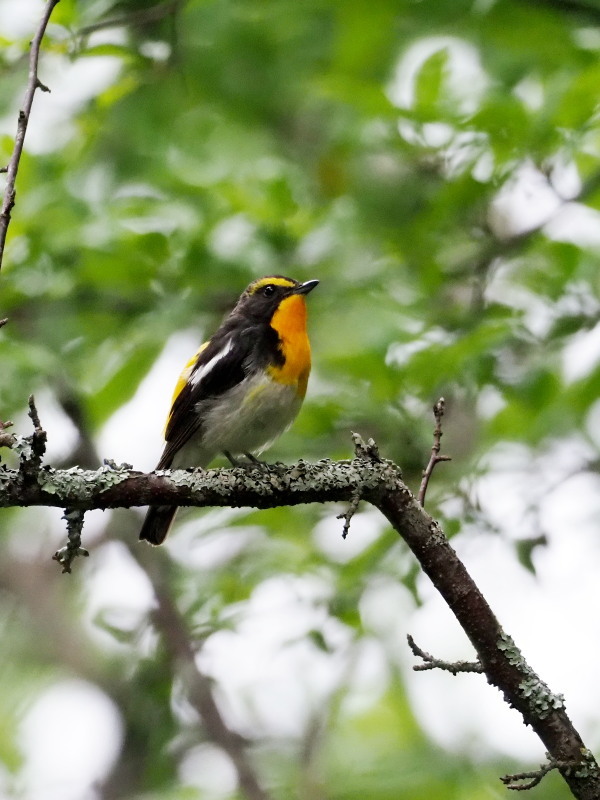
(268, 295, 312, 398)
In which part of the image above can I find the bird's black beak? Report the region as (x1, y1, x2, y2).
(295, 279, 319, 295)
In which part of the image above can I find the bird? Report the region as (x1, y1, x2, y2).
(139, 274, 319, 545)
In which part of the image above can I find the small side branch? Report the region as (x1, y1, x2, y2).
(407, 634, 483, 675)
(20, 394, 47, 476)
(336, 488, 361, 539)
(335, 432, 385, 538)
(418, 397, 451, 507)
(0, 0, 61, 271)
(6, 395, 49, 477)
(28, 394, 46, 457)
(52, 508, 89, 573)
(501, 757, 579, 791)
(351, 431, 384, 463)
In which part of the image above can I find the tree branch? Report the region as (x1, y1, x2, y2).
(0, 0, 60, 272)
(141, 549, 273, 800)
(1, 428, 599, 797)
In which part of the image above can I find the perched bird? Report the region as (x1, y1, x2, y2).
(139, 275, 319, 545)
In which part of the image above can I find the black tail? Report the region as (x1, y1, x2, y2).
(139, 505, 178, 546)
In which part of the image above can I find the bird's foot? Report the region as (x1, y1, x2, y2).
(223, 450, 269, 469)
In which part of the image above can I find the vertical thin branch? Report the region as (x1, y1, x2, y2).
(25, 393, 47, 471)
(418, 397, 451, 506)
(0, 0, 60, 271)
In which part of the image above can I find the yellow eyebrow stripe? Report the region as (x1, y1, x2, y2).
(248, 276, 296, 294)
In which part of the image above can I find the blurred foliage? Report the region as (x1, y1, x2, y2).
(1, 0, 600, 797)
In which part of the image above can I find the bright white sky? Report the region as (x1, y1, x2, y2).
(3, 2, 600, 797)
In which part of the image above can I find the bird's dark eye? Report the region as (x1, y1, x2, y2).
(263, 285, 275, 297)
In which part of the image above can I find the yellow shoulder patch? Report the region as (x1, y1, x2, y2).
(164, 341, 209, 437)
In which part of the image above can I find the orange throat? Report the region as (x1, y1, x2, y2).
(268, 295, 312, 397)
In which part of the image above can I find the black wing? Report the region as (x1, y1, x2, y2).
(157, 324, 251, 469)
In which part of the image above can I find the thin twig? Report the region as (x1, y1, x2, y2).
(0, 318, 8, 328)
(12, 395, 48, 478)
(501, 757, 578, 791)
(407, 634, 483, 675)
(27, 393, 47, 468)
(0, 0, 61, 272)
(336, 488, 361, 539)
(417, 397, 451, 507)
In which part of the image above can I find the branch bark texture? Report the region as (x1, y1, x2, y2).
(0, 452, 598, 798)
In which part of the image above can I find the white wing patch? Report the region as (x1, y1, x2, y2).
(189, 338, 234, 388)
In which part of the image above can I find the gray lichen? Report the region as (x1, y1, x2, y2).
(498, 632, 565, 719)
(38, 464, 132, 499)
(519, 676, 565, 719)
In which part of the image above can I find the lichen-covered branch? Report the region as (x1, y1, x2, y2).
(1, 442, 599, 797)
(376, 486, 599, 798)
(0, 456, 400, 512)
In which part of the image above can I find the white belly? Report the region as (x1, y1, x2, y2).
(172, 372, 303, 468)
